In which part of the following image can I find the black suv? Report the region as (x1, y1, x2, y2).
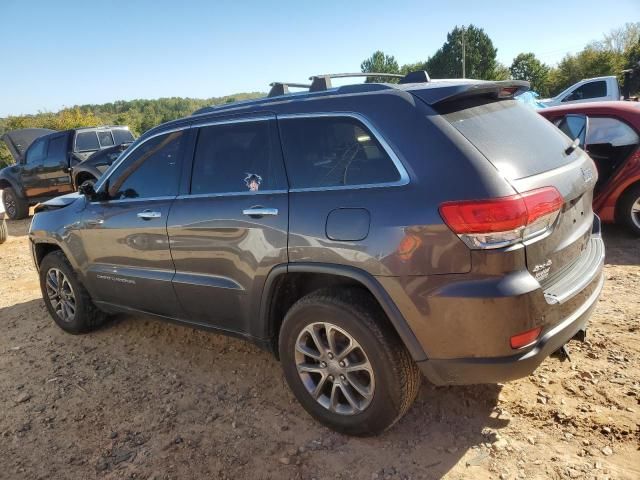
(0, 126, 134, 219)
(29, 72, 605, 435)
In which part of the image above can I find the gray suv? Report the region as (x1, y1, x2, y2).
(29, 72, 605, 435)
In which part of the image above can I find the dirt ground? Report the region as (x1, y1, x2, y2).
(0, 217, 638, 480)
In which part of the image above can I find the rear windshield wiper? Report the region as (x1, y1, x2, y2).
(565, 137, 580, 156)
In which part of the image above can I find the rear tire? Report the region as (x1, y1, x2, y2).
(618, 183, 640, 236)
(0, 219, 7, 244)
(278, 288, 421, 436)
(39, 251, 107, 334)
(3, 187, 29, 220)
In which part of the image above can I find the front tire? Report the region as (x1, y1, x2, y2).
(3, 187, 29, 220)
(279, 288, 421, 436)
(39, 251, 106, 334)
(618, 183, 640, 236)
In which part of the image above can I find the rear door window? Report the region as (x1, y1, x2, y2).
(191, 120, 287, 195)
(441, 99, 575, 180)
(586, 117, 639, 147)
(113, 129, 135, 145)
(279, 116, 401, 189)
(76, 131, 100, 152)
(97, 131, 115, 147)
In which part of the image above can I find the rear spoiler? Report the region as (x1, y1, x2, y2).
(410, 80, 530, 107)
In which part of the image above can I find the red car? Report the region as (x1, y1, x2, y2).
(539, 101, 640, 235)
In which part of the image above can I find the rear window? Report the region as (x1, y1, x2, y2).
(97, 130, 115, 147)
(113, 129, 134, 145)
(76, 131, 100, 151)
(441, 99, 575, 180)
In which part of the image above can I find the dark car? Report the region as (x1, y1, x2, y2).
(28, 72, 604, 435)
(0, 126, 134, 219)
(72, 142, 132, 189)
(538, 101, 640, 235)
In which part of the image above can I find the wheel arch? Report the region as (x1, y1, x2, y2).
(0, 175, 25, 198)
(259, 263, 427, 362)
(72, 167, 100, 190)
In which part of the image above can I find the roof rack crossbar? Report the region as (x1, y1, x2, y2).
(268, 82, 311, 97)
(307, 71, 430, 92)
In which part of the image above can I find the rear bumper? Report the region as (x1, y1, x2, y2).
(417, 270, 603, 385)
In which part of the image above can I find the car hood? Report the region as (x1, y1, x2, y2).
(1, 128, 56, 163)
(33, 192, 83, 213)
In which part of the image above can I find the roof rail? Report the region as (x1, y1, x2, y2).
(268, 82, 311, 97)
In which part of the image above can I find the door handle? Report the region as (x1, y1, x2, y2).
(137, 210, 162, 220)
(86, 219, 104, 226)
(242, 207, 278, 217)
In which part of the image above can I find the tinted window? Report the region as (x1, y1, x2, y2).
(191, 120, 286, 194)
(441, 99, 575, 180)
(279, 116, 401, 189)
(563, 81, 607, 102)
(45, 135, 67, 166)
(97, 131, 114, 147)
(108, 131, 185, 200)
(113, 129, 135, 145)
(26, 138, 46, 164)
(76, 131, 100, 151)
(586, 117, 639, 147)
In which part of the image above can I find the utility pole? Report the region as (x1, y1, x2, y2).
(461, 26, 466, 79)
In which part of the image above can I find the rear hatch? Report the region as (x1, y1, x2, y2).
(1, 128, 55, 163)
(432, 96, 598, 281)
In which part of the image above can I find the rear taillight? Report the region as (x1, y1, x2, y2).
(439, 187, 563, 249)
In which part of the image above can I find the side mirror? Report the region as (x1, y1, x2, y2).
(78, 182, 96, 197)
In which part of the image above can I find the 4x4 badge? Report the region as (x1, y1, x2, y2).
(533, 259, 553, 281)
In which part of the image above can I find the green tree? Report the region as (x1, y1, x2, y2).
(622, 40, 640, 96)
(591, 22, 640, 54)
(426, 25, 501, 79)
(509, 53, 551, 96)
(360, 50, 400, 82)
(546, 47, 624, 96)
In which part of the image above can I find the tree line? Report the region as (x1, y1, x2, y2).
(1, 22, 639, 168)
(360, 22, 640, 98)
(0, 94, 261, 167)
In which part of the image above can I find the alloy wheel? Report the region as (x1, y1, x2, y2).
(45, 268, 76, 323)
(631, 197, 640, 229)
(294, 322, 375, 415)
(4, 191, 16, 218)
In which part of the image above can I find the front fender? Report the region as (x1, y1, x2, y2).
(29, 195, 88, 272)
(0, 169, 26, 198)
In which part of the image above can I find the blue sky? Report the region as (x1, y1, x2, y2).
(1, 0, 638, 116)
